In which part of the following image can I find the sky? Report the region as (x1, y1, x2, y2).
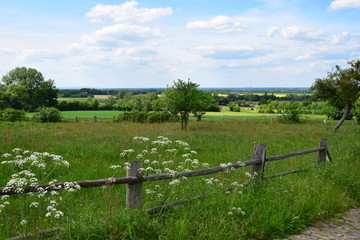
(0, 0, 359, 88)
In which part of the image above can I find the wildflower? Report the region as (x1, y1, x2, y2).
(2, 153, 11, 158)
(157, 193, 164, 198)
(109, 165, 121, 169)
(30, 202, 39, 208)
(136, 154, 143, 159)
(228, 212, 233, 216)
(54, 210, 64, 218)
(175, 140, 189, 147)
(190, 150, 197, 154)
(1, 195, 9, 200)
(45, 212, 51, 217)
(169, 179, 180, 185)
(20, 220, 27, 225)
(144, 159, 150, 164)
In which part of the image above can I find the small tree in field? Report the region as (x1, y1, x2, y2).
(311, 59, 360, 131)
(164, 79, 210, 129)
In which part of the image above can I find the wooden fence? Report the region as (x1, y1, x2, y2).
(0, 139, 331, 211)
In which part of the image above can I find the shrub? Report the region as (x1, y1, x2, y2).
(32, 107, 63, 123)
(278, 108, 301, 123)
(116, 110, 148, 123)
(0, 108, 27, 122)
(147, 111, 171, 123)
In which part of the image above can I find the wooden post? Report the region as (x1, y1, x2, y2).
(317, 139, 327, 164)
(94, 116, 97, 123)
(75, 116, 78, 123)
(251, 144, 266, 178)
(126, 160, 142, 209)
(113, 116, 115, 122)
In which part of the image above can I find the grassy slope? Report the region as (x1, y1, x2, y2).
(0, 120, 359, 239)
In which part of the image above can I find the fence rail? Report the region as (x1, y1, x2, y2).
(1, 139, 330, 209)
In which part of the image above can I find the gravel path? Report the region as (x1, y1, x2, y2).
(283, 208, 360, 240)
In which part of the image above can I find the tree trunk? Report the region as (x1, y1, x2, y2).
(333, 104, 351, 131)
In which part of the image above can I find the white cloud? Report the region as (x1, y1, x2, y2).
(267, 26, 326, 41)
(86, 0, 172, 24)
(197, 45, 269, 59)
(83, 24, 161, 46)
(329, 0, 360, 10)
(186, 15, 243, 33)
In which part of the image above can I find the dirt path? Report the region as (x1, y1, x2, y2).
(283, 208, 360, 240)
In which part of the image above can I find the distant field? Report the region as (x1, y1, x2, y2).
(216, 93, 310, 97)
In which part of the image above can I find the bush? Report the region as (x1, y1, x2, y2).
(147, 111, 171, 123)
(278, 109, 300, 123)
(116, 110, 178, 123)
(116, 110, 148, 123)
(32, 107, 63, 123)
(0, 108, 27, 122)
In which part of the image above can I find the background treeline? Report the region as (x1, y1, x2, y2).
(57, 92, 221, 113)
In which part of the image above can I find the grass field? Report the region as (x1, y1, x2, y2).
(0, 120, 359, 239)
(26, 108, 328, 121)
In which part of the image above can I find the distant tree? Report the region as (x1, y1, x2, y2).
(311, 59, 360, 131)
(164, 79, 210, 129)
(1, 67, 59, 111)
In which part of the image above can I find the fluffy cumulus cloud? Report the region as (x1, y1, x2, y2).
(186, 15, 243, 33)
(266, 26, 326, 41)
(329, 0, 360, 10)
(86, 0, 172, 24)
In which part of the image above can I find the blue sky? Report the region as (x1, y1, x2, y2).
(0, 0, 359, 88)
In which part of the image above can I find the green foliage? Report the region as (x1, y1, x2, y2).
(147, 111, 172, 123)
(1, 67, 59, 111)
(0, 108, 27, 122)
(164, 79, 213, 129)
(32, 107, 63, 123)
(311, 59, 360, 130)
(116, 110, 177, 123)
(278, 102, 301, 123)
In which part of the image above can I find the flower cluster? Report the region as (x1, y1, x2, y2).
(113, 136, 212, 203)
(0, 148, 75, 223)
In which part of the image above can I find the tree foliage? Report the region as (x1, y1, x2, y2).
(1, 67, 58, 111)
(311, 59, 360, 131)
(164, 79, 212, 129)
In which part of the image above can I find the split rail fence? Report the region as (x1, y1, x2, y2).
(0, 139, 331, 211)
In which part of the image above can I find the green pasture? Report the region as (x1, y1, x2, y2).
(0, 119, 359, 239)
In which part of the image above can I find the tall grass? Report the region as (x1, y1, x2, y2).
(0, 120, 359, 239)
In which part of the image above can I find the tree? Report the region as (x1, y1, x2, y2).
(311, 59, 360, 131)
(1, 67, 59, 111)
(164, 79, 210, 129)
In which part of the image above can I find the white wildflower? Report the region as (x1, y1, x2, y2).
(20, 220, 27, 225)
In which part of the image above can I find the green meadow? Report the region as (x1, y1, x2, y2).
(0, 120, 359, 239)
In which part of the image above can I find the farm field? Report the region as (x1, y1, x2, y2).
(0, 120, 359, 239)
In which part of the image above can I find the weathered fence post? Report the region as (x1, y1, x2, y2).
(126, 160, 143, 209)
(113, 116, 115, 122)
(94, 116, 97, 123)
(75, 116, 78, 123)
(317, 139, 327, 164)
(251, 144, 266, 178)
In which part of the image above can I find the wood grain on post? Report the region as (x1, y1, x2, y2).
(317, 139, 327, 164)
(251, 144, 266, 178)
(126, 160, 143, 209)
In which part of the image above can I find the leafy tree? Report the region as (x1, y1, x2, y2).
(311, 59, 360, 131)
(164, 79, 211, 129)
(1, 67, 59, 111)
